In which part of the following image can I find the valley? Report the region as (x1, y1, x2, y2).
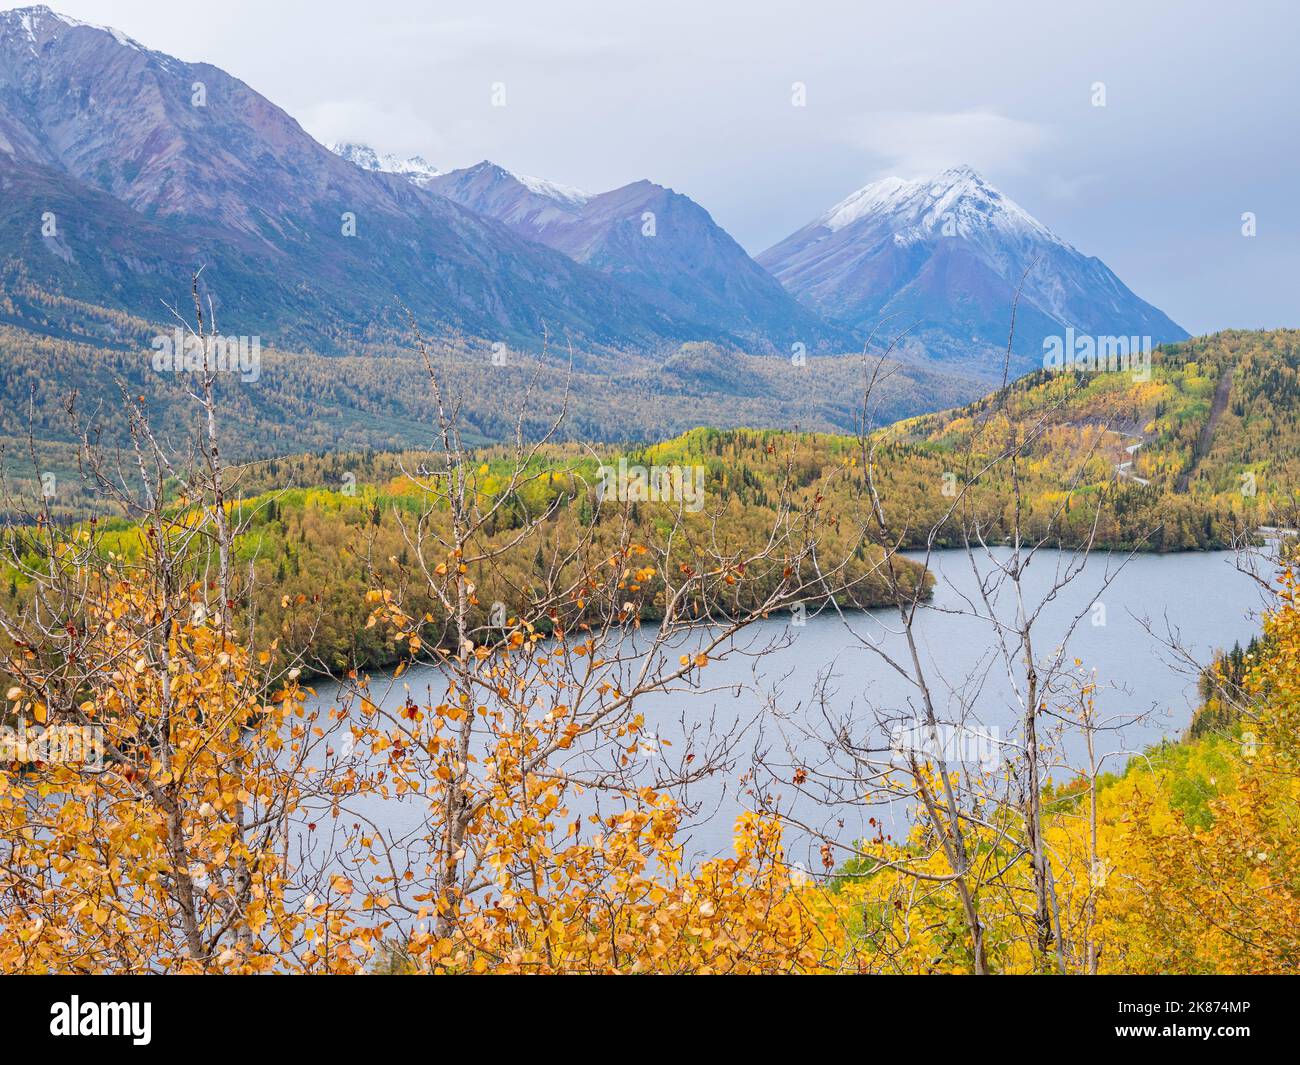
(0, 1, 1296, 989)
(4, 328, 1295, 679)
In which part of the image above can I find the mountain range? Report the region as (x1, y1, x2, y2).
(0, 4, 1186, 382)
(421, 160, 847, 351)
(0, 6, 695, 353)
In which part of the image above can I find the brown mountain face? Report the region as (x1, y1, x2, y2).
(1, 7, 1184, 386)
(0, 6, 716, 352)
(427, 162, 854, 354)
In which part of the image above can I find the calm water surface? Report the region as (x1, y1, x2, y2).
(304, 548, 1271, 870)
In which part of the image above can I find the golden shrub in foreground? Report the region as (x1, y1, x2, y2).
(823, 565, 1300, 975)
(0, 574, 379, 973)
(402, 803, 844, 975)
(1, 573, 844, 974)
(6, 565, 1299, 974)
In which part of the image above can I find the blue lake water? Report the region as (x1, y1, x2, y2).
(303, 547, 1273, 874)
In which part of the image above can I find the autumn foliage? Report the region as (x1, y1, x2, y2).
(4, 315, 1299, 975)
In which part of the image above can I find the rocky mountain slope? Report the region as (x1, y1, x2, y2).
(758, 165, 1187, 378)
(421, 159, 852, 352)
(0, 6, 711, 352)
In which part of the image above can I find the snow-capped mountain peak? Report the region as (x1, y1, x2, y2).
(0, 5, 144, 51)
(818, 165, 1063, 249)
(758, 164, 1187, 377)
(819, 176, 912, 233)
(328, 142, 440, 184)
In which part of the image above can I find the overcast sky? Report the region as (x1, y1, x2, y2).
(47, 0, 1300, 334)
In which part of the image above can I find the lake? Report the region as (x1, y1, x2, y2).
(303, 547, 1274, 873)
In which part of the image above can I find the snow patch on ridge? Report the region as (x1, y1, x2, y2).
(511, 171, 592, 206)
(0, 6, 145, 50)
(329, 142, 441, 184)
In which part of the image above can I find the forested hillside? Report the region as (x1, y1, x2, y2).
(3, 316, 1299, 977)
(0, 304, 978, 524)
(865, 328, 1300, 548)
(0, 440, 928, 676)
(5, 328, 1294, 674)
